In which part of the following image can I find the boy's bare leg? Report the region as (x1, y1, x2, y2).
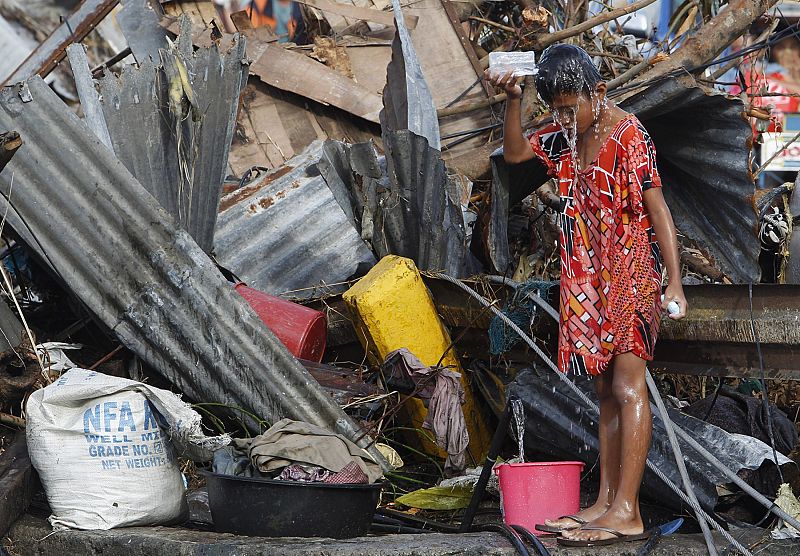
(544, 371, 620, 529)
(563, 352, 651, 541)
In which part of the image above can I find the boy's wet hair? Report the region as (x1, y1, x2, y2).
(534, 44, 603, 105)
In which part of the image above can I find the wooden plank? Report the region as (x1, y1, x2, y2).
(250, 43, 383, 123)
(440, 0, 492, 96)
(3, 0, 119, 85)
(295, 0, 418, 29)
(347, 45, 391, 95)
(163, 0, 218, 25)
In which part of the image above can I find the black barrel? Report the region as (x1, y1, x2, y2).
(201, 470, 382, 538)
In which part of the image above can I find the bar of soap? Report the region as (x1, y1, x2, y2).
(661, 295, 680, 316)
(488, 51, 538, 77)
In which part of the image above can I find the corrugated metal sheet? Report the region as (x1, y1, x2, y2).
(489, 79, 759, 283)
(214, 140, 377, 299)
(311, 5, 471, 277)
(380, 130, 470, 276)
(621, 78, 759, 282)
(0, 77, 383, 464)
(318, 134, 470, 277)
(97, 20, 247, 252)
(117, 0, 169, 64)
(380, 0, 440, 150)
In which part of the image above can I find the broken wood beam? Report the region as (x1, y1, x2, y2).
(295, 0, 418, 30)
(3, 0, 119, 85)
(681, 251, 726, 282)
(532, 0, 659, 51)
(0, 131, 22, 173)
(249, 43, 383, 124)
(0, 413, 25, 428)
(626, 0, 780, 93)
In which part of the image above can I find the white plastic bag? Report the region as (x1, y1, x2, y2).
(26, 369, 230, 530)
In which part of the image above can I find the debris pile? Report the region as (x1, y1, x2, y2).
(0, 0, 798, 553)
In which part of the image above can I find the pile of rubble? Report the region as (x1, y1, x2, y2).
(0, 0, 799, 553)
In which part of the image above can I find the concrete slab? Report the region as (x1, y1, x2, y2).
(6, 514, 800, 556)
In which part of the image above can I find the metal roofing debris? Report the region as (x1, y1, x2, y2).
(382, 131, 470, 276)
(318, 134, 471, 277)
(3, 0, 119, 85)
(306, 6, 470, 277)
(117, 0, 170, 65)
(214, 140, 377, 299)
(622, 78, 760, 283)
(67, 44, 113, 150)
(97, 20, 248, 252)
(380, 0, 440, 150)
(0, 77, 384, 466)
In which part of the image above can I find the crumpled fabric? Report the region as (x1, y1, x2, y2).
(230, 418, 383, 483)
(383, 348, 469, 474)
(278, 461, 368, 484)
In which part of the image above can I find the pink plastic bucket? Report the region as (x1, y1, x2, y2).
(496, 461, 584, 536)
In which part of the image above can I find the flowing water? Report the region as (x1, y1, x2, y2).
(511, 398, 525, 462)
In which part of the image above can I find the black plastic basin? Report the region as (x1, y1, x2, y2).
(201, 470, 382, 538)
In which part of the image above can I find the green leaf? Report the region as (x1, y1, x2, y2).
(395, 484, 474, 510)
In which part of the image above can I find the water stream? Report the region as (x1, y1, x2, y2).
(511, 398, 525, 462)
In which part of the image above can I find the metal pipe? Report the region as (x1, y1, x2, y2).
(645, 371, 718, 555)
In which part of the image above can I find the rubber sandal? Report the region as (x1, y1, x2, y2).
(557, 525, 652, 547)
(534, 514, 587, 534)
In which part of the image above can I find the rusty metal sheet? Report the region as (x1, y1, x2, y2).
(0, 76, 385, 465)
(214, 141, 377, 299)
(381, 0, 440, 150)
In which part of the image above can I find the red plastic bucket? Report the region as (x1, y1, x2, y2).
(495, 461, 584, 536)
(234, 283, 327, 362)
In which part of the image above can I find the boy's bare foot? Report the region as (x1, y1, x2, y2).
(561, 506, 644, 541)
(543, 502, 610, 530)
